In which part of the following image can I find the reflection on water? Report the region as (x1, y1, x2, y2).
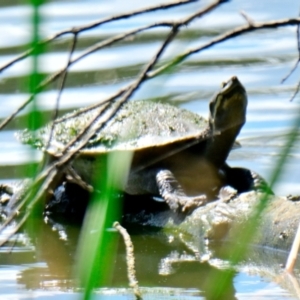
(1, 0, 300, 299)
(0, 214, 297, 300)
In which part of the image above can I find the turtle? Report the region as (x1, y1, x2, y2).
(17, 76, 269, 214)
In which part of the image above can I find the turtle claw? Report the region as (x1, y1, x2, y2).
(218, 186, 237, 203)
(181, 195, 207, 213)
(156, 169, 207, 214)
(165, 194, 207, 213)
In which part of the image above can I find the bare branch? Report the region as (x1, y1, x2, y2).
(148, 17, 300, 78)
(114, 222, 142, 299)
(0, 0, 197, 73)
(240, 10, 254, 26)
(58, 22, 174, 75)
(0, 95, 35, 130)
(0, 0, 224, 131)
(0, 23, 169, 131)
(58, 20, 180, 158)
(44, 33, 78, 153)
(53, 84, 129, 124)
(289, 80, 300, 102)
(59, 0, 227, 112)
(281, 24, 300, 84)
(180, 0, 229, 25)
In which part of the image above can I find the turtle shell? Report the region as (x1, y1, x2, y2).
(17, 100, 210, 154)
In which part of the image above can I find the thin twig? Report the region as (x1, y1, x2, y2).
(0, 0, 197, 73)
(41, 21, 174, 95)
(240, 10, 254, 26)
(0, 212, 29, 248)
(53, 85, 128, 124)
(113, 222, 142, 300)
(148, 17, 300, 78)
(0, 94, 36, 131)
(289, 80, 300, 102)
(55, 0, 226, 152)
(282, 23, 300, 83)
(63, 22, 173, 70)
(45, 33, 78, 153)
(60, 102, 112, 156)
(0, 17, 195, 131)
(1, 163, 68, 240)
(179, 0, 228, 25)
(3, 2, 299, 132)
(0, 100, 112, 240)
(0, 22, 152, 131)
(55, 26, 180, 156)
(56, 25, 180, 158)
(66, 167, 93, 192)
(1, 4, 300, 134)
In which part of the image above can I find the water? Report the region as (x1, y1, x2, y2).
(1, 0, 300, 299)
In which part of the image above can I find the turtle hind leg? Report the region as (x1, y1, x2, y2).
(225, 166, 273, 195)
(156, 169, 206, 213)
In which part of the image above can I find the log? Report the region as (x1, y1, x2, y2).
(126, 192, 300, 251)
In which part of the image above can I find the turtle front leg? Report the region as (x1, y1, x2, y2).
(156, 170, 206, 213)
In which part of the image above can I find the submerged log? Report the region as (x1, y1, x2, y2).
(125, 191, 300, 251)
(1, 178, 300, 252)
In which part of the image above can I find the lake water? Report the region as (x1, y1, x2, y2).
(0, 0, 300, 299)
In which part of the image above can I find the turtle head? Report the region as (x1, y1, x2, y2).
(209, 76, 247, 135)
